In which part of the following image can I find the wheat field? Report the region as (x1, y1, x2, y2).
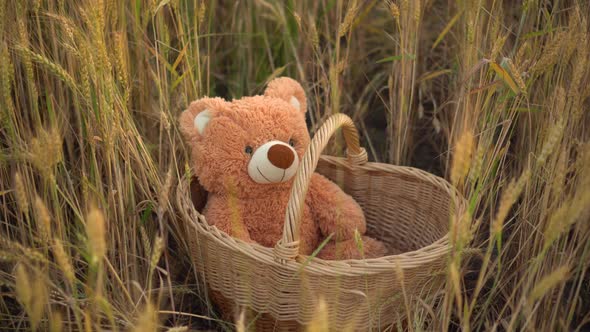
(0, 0, 589, 331)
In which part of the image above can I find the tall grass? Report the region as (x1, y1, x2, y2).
(1, 0, 589, 331)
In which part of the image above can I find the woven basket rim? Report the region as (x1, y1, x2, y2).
(176, 155, 465, 277)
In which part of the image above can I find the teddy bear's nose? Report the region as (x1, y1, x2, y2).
(267, 144, 295, 169)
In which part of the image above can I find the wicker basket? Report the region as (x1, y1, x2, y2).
(176, 114, 466, 330)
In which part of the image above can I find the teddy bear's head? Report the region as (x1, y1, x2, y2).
(179, 77, 310, 197)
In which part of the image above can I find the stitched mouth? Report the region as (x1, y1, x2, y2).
(257, 167, 273, 183)
(257, 167, 286, 183)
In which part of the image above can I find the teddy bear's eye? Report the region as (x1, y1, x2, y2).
(288, 139, 295, 147)
(245, 146, 253, 155)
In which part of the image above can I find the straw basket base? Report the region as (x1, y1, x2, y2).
(207, 278, 439, 331)
(209, 289, 301, 331)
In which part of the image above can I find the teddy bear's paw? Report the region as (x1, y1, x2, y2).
(325, 206, 367, 241)
(342, 203, 367, 229)
(316, 236, 387, 260)
(360, 236, 388, 259)
(315, 242, 346, 260)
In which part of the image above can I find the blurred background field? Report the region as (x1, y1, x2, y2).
(0, 0, 589, 331)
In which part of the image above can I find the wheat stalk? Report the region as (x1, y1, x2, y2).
(34, 195, 51, 245)
(14, 45, 78, 93)
(86, 207, 106, 264)
(52, 239, 75, 285)
(13, 172, 29, 213)
(451, 130, 475, 188)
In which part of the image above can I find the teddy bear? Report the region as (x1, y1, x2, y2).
(179, 77, 387, 261)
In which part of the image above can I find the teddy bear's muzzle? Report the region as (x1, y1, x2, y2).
(247, 141, 299, 184)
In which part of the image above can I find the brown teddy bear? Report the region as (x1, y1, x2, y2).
(179, 77, 386, 260)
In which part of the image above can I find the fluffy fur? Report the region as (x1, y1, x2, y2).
(179, 77, 386, 260)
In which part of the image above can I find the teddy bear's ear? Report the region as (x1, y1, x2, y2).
(264, 77, 307, 114)
(179, 97, 228, 141)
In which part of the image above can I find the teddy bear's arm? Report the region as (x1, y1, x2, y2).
(204, 195, 252, 242)
(306, 173, 366, 241)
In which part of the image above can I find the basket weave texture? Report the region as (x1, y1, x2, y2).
(176, 114, 466, 330)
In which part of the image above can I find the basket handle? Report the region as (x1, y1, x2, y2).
(274, 114, 367, 263)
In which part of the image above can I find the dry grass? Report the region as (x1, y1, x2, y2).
(1, 0, 589, 331)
